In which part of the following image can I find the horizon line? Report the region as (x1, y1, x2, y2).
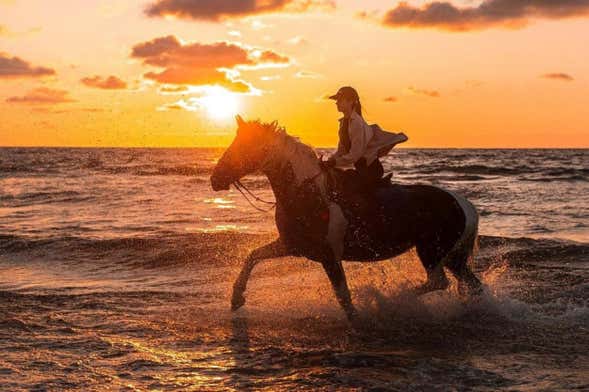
(1, 145, 587, 150)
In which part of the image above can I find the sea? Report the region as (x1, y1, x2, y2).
(0, 147, 588, 391)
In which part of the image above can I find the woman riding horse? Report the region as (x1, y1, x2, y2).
(210, 115, 483, 323)
(323, 87, 408, 203)
(322, 86, 384, 189)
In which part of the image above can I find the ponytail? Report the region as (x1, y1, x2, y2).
(353, 99, 362, 117)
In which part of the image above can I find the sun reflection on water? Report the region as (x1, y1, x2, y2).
(203, 198, 234, 207)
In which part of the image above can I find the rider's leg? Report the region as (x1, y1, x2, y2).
(363, 159, 384, 220)
(339, 169, 365, 213)
(344, 158, 384, 227)
(368, 159, 384, 182)
(231, 239, 290, 310)
(324, 202, 357, 321)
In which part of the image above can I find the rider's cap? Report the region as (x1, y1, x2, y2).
(328, 86, 359, 101)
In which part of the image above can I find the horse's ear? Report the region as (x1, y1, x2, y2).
(235, 114, 245, 128)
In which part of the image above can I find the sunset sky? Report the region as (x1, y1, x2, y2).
(1, 0, 588, 148)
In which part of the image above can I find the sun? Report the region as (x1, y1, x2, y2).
(198, 87, 240, 120)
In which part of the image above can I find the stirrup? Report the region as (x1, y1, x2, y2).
(375, 173, 393, 187)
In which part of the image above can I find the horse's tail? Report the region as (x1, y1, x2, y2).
(440, 191, 483, 293)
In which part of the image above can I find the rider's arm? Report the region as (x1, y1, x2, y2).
(330, 138, 345, 160)
(334, 118, 370, 167)
(330, 119, 346, 160)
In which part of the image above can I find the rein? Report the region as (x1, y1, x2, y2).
(233, 180, 276, 213)
(230, 131, 327, 213)
(233, 169, 325, 213)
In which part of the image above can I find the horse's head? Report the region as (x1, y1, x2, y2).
(211, 115, 281, 191)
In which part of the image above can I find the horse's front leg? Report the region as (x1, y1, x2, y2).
(321, 259, 357, 321)
(232, 239, 289, 311)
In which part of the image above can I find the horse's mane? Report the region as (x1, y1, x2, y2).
(244, 118, 323, 188)
(248, 119, 318, 162)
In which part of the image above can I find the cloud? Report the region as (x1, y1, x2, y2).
(294, 70, 322, 79)
(157, 99, 195, 111)
(0, 52, 55, 78)
(145, 0, 335, 21)
(81, 75, 127, 89)
(215, 78, 253, 93)
(32, 107, 105, 114)
(407, 86, 440, 97)
(380, 0, 589, 31)
(158, 85, 190, 94)
(257, 50, 290, 64)
(541, 72, 574, 81)
(6, 87, 75, 104)
(260, 75, 281, 81)
(384, 96, 398, 103)
(131, 35, 289, 92)
(131, 35, 181, 58)
(356, 9, 380, 21)
(465, 79, 484, 88)
(286, 36, 308, 46)
(250, 19, 273, 30)
(0, 24, 42, 37)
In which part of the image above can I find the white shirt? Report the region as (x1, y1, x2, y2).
(331, 111, 408, 168)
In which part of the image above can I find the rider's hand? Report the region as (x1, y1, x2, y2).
(319, 157, 336, 170)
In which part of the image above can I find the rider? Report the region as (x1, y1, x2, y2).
(321, 86, 382, 191)
(321, 86, 407, 191)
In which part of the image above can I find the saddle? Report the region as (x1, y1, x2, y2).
(326, 168, 393, 224)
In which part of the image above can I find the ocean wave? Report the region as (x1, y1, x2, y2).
(0, 190, 94, 208)
(1, 148, 220, 178)
(394, 172, 493, 182)
(492, 238, 589, 264)
(521, 175, 588, 183)
(0, 232, 272, 269)
(545, 168, 589, 176)
(399, 163, 588, 181)
(2, 148, 586, 184)
(0, 317, 33, 332)
(0, 164, 60, 177)
(101, 165, 213, 177)
(1, 232, 586, 269)
(422, 164, 540, 176)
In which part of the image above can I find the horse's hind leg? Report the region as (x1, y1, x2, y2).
(444, 238, 483, 297)
(414, 238, 450, 295)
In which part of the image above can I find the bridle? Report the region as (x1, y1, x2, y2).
(232, 166, 325, 213)
(232, 180, 276, 213)
(227, 134, 326, 213)
(229, 141, 280, 213)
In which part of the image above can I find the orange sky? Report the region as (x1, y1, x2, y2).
(1, 0, 588, 148)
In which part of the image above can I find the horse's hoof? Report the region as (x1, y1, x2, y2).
(231, 292, 246, 311)
(346, 310, 365, 331)
(413, 279, 449, 296)
(458, 280, 484, 299)
(344, 306, 360, 324)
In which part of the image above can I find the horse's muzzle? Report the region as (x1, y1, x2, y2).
(210, 172, 231, 191)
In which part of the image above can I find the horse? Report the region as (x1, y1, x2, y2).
(210, 115, 483, 321)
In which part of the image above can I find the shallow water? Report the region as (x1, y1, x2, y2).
(0, 148, 588, 390)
